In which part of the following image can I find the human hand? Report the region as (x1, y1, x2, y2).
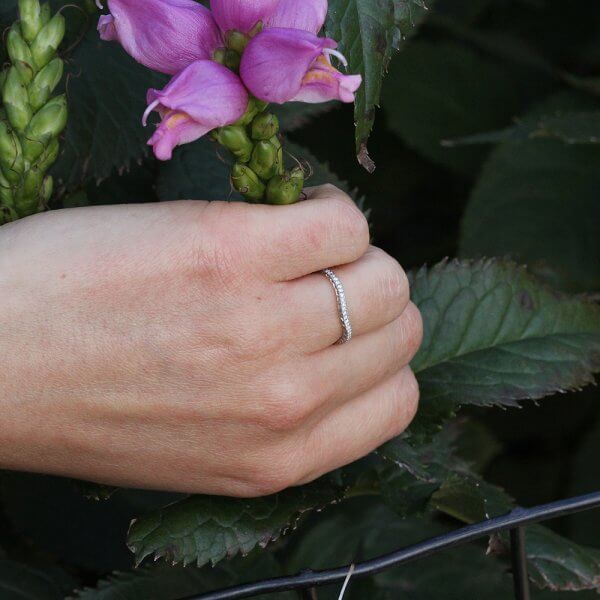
(0, 186, 422, 497)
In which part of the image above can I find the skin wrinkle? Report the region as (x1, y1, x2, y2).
(0, 186, 422, 497)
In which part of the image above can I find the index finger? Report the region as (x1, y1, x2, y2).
(250, 185, 370, 281)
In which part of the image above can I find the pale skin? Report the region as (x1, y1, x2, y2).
(0, 185, 422, 498)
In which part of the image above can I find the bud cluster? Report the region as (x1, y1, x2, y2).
(213, 30, 305, 205)
(0, 0, 67, 224)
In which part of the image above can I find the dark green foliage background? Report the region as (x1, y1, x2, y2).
(0, 0, 599, 598)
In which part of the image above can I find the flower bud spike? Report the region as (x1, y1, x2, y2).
(0, 0, 66, 221)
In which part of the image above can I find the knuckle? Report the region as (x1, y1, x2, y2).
(385, 369, 420, 438)
(258, 379, 315, 432)
(401, 369, 421, 423)
(330, 197, 370, 250)
(377, 251, 410, 308)
(402, 302, 424, 362)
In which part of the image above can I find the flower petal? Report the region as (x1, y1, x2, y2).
(148, 112, 210, 161)
(145, 60, 248, 150)
(99, 0, 222, 75)
(266, 0, 327, 34)
(293, 56, 362, 103)
(210, 0, 279, 34)
(240, 28, 334, 104)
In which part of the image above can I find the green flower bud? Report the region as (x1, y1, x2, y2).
(40, 174, 53, 204)
(3, 67, 32, 133)
(226, 31, 249, 54)
(40, 2, 51, 24)
(234, 97, 264, 127)
(18, 0, 43, 43)
(212, 48, 240, 72)
(15, 166, 44, 217)
(28, 57, 63, 111)
(251, 112, 279, 141)
(7, 25, 35, 84)
(20, 164, 43, 198)
(267, 135, 284, 175)
(22, 94, 67, 163)
(249, 140, 280, 181)
(266, 167, 305, 205)
(30, 13, 65, 70)
(0, 120, 25, 184)
(0, 174, 17, 215)
(35, 136, 59, 172)
(217, 125, 254, 163)
(231, 163, 266, 202)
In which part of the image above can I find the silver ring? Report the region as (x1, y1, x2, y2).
(322, 268, 353, 344)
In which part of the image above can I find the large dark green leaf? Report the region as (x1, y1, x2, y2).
(325, 0, 431, 171)
(460, 93, 600, 292)
(287, 501, 512, 599)
(127, 479, 341, 567)
(52, 29, 166, 191)
(430, 477, 600, 592)
(381, 40, 536, 174)
(409, 259, 600, 425)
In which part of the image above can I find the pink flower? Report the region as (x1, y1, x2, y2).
(97, 0, 361, 159)
(144, 60, 249, 160)
(97, 0, 221, 75)
(210, 0, 280, 35)
(240, 28, 361, 104)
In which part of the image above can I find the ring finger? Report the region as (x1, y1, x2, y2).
(287, 246, 410, 352)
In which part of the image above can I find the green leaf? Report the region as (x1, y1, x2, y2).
(72, 555, 294, 600)
(156, 138, 352, 202)
(325, 0, 431, 171)
(0, 560, 74, 600)
(526, 526, 600, 592)
(287, 501, 513, 599)
(446, 111, 600, 146)
(431, 478, 600, 592)
(381, 40, 535, 174)
(409, 259, 600, 423)
(127, 479, 341, 567)
(460, 93, 600, 292)
(51, 29, 166, 191)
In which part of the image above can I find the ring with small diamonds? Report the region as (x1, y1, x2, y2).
(322, 268, 353, 344)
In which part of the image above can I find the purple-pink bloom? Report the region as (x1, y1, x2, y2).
(144, 60, 249, 160)
(210, 0, 279, 35)
(266, 0, 328, 34)
(97, 0, 362, 160)
(97, 0, 221, 75)
(240, 28, 361, 104)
